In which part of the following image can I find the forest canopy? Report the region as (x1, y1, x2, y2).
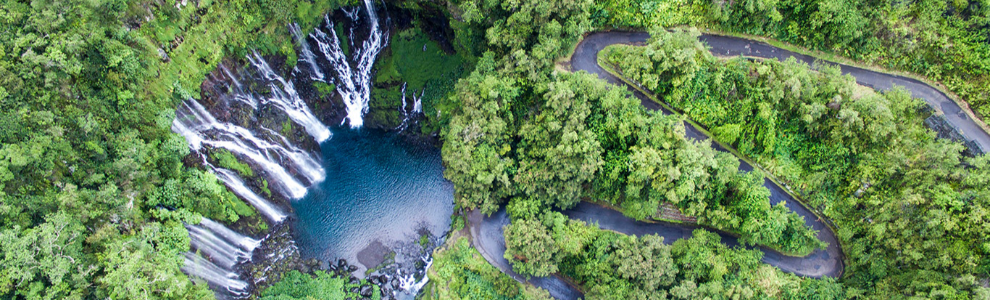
(593, 0, 990, 124)
(3, 0, 990, 299)
(602, 27, 990, 298)
(0, 0, 350, 298)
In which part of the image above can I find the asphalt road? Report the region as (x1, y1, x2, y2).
(574, 32, 990, 153)
(571, 31, 843, 278)
(467, 210, 584, 300)
(463, 30, 990, 299)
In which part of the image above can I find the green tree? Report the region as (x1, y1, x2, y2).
(504, 218, 560, 277)
(611, 235, 678, 291)
(260, 270, 348, 300)
(515, 73, 604, 209)
(441, 54, 519, 214)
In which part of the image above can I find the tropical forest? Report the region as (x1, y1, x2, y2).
(1, 0, 989, 299)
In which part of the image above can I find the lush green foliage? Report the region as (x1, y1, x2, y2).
(369, 20, 476, 133)
(213, 149, 254, 177)
(0, 0, 347, 298)
(441, 0, 821, 256)
(260, 270, 378, 300)
(425, 237, 551, 300)
(503, 218, 560, 277)
(604, 27, 990, 298)
(593, 0, 990, 126)
(440, 0, 598, 212)
(504, 212, 846, 299)
(583, 58, 823, 254)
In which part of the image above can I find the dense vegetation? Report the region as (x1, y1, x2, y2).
(260, 270, 380, 300)
(592, 0, 990, 123)
(368, 15, 477, 133)
(441, 0, 823, 255)
(603, 27, 990, 298)
(439, 0, 990, 298)
(5, 0, 990, 299)
(504, 212, 845, 299)
(425, 237, 551, 300)
(0, 0, 350, 298)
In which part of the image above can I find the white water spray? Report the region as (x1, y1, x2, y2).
(290, 24, 325, 82)
(306, 0, 387, 128)
(213, 168, 288, 223)
(396, 256, 432, 295)
(183, 252, 250, 295)
(247, 52, 332, 142)
(182, 218, 259, 298)
(395, 83, 425, 132)
(200, 218, 263, 252)
(186, 224, 252, 269)
(173, 98, 325, 198)
(399, 82, 408, 113)
(412, 88, 424, 114)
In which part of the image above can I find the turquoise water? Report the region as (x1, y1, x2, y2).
(290, 128, 454, 269)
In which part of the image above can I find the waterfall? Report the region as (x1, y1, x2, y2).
(182, 218, 259, 298)
(213, 168, 288, 223)
(396, 256, 432, 295)
(342, 6, 360, 21)
(172, 99, 324, 199)
(412, 88, 424, 114)
(290, 24, 324, 82)
(182, 252, 250, 296)
(186, 223, 253, 269)
(395, 83, 425, 132)
(246, 52, 332, 142)
(305, 0, 387, 128)
(395, 83, 409, 131)
(399, 82, 408, 114)
(200, 218, 263, 252)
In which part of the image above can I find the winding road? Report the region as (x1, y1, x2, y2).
(468, 31, 990, 299)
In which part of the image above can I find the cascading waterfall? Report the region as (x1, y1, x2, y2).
(246, 52, 332, 142)
(412, 88, 424, 114)
(200, 218, 263, 252)
(290, 24, 324, 82)
(213, 168, 288, 223)
(186, 223, 254, 269)
(174, 48, 332, 297)
(182, 252, 250, 296)
(172, 99, 324, 199)
(174, 1, 449, 298)
(305, 0, 388, 128)
(399, 83, 407, 116)
(183, 218, 260, 298)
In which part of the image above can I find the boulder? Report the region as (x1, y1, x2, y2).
(360, 285, 373, 297)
